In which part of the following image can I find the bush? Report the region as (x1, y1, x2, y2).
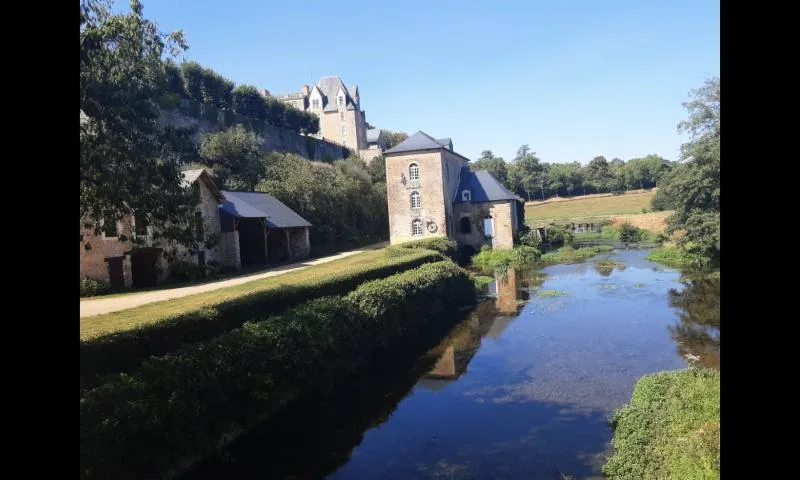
(646, 246, 707, 270)
(168, 260, 206, 282)
(517, 224, 543, 249)
(387, 237, 459, 261)
(604, 369, 720, 479)
(540, 245, 614, 265)
(618, 222, 644, 243)
(471, 245, 541, 272)
(545, 224, 574, 247)
(80, 277, 109, 297)
(80, 261, 475, 480)
(650, 187, 674, 211)
(80, 249, 442, 392)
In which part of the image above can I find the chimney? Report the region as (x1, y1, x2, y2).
(260, 88, 271, 97)
(301, 84, 310, 96)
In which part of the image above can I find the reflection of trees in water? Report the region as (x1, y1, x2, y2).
(182, 312, 473, 480)
(668, 276, 720, 370)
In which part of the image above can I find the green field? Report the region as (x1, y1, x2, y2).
(525, 190, 656, 222)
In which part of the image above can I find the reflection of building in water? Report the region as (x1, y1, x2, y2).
(419, 273, 525, 391)
(496, 268, 521, 314)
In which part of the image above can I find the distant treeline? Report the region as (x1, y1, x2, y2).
(470, 147, 674, 201)
(163, 61, 320, 135)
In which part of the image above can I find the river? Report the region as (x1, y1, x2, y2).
(182, 248, 720, 480)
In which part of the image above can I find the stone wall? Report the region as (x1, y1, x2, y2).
(80, 217, 134, 285)
(359, 148, 383, 163)
(452, 200, 516, 250)
(385, 150, 450, 245)
(288, 227, 310, 260)
(159, 99, 351, 162)
(219, 231, 241, 271)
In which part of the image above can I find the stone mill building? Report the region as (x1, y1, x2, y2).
(384, 131, 524, 251)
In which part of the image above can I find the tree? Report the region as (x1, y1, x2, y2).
(198, 125, 264, 191)
(511, 145, 545, 200)
(366, 155, 386, 183)
(654, 77, 720, 266)
(585, 155, 613, 193)
(80, 0, 198, 245)
(232, 85, 267, 120)
(383, 130, 408, 149)
(471, 150, 508, 184)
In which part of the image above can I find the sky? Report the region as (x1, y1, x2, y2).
(126, 0, 719, 164)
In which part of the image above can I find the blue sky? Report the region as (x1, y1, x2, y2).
(130, 0, 719, 163)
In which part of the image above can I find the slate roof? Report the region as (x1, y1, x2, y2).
(220, 191, 312, 228)
(366, 128, 381, 143)
(454, 168, 522, 203)
(384, 131, 449, 155)
(317, 76, 357, 112)
(436, 138, 453, 150)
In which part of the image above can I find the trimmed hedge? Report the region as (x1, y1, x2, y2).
(386, 237, 459, 261)
(80, 249, 441, 392)
(80, 261, 475, 480)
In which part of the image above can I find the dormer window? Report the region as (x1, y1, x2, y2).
(312, 99, 320, 108)
(462, 190, 471, 201)
(409, 163, 420, 181)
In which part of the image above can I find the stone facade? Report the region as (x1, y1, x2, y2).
(452, 200, 517, 250)
(385, 131, 522, 250)
(274, 76, 368, 153)
(80, 171, 225, 287)
(288, 228, 311, 259)
(79, 217, 134, 287)
(386, 150, 454, 244)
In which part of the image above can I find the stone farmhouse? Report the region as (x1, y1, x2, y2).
(79, 168, 311, 290)
(384, 131, 524, 251)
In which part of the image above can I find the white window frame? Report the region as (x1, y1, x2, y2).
(412, 219, 423, 236)
(462, 190, 471, 201)
(410, 191, 421, 208)
(409, 163, 420, 181)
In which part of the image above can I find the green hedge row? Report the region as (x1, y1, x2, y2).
(80, 261, 475, 480)
(386, 237, 459, 261)
(80, 249, 441, 393)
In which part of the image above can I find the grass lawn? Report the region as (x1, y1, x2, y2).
(604, 368, 720, 480)
(525, 190, 656, 222)
(80, 248, 390, 340)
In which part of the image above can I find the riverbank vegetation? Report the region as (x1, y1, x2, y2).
(80, 248, 441, 392)
(80, 261, 475, 480)
(646, 246, 706, 269)
(540, 245, 614, 265)
(604, 368, 720, 479)
(649, 77, 720, 269)
(471, 245, 542, 272)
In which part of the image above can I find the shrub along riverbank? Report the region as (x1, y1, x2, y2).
(604, 368, 720, 479)
(80, 260, 476, 480)
(80, 248, 442, 393)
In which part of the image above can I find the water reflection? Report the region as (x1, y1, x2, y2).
(667, 276, 720, 370)
(181, 250, 718, 480)
(422, 269, 526, 389)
